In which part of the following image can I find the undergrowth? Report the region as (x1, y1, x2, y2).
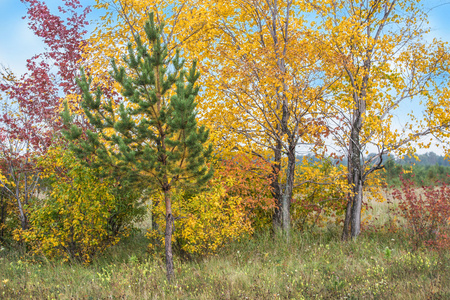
(0, 224, 448, 299)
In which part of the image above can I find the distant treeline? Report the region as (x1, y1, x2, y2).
(377, 152, 450, 187)
(383, 160, 450, 187)
(395, 152, 450, 167)
(298, 152, 450, 187)
(298, 151, 449, 166)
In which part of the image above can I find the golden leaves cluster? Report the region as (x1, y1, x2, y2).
(19, 146, 119, 263)
(147, 175, 253, 255)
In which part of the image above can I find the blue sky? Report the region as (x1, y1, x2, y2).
(1, 0, 449, 75)
(1, 0, 450, 154)
(0, 0, 97, 75)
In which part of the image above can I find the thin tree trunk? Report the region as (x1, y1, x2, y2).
(351, 179, 363, 238)
(164, 188, 174, 283)
(342, 196, 353, 241)
(342, 140, 353, 241)
(281, 142, 296, 239)
(15, 185, 28, 231)
(342, 106, 363, 240)
(272, 140, 283, 233)
(0, 188, 5, 241)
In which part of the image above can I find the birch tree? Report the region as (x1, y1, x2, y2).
(307, 0, 450, 240)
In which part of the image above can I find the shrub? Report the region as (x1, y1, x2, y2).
(0, 186, 18, 245)
(214, 153, 275, 229)
(147, 175, 255, 256)
(392, 175, 450, 250)
(291, 157, 348, 231)
(106, 181, 146, 237)
(146, 153, 276, 256)
(19, 146, 122, 263)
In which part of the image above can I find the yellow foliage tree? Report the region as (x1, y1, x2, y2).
(305, 0, 450, 239)
(84, 0, 336, 238)
(192, 1, 336, 237)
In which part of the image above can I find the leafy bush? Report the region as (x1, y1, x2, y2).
(19, 146, 123, 263)
(214, 154, 275, 229)
(148, 175, 254, 256)
(146, 153, 276, 256)
(106, 181, 146, 237)
(0, 186, 18, 245)
(392, 176, 450, 250)
(291, 157, 348, 231)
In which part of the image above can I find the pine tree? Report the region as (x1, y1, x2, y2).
(62, 13, 213, 282)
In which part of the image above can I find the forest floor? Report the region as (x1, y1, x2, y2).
(0, 194, 449, 299)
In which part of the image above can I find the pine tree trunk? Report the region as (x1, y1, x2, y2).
(164, 188, 174, 283)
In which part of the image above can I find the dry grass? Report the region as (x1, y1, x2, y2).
(0, 188, 449, 299)
(1, 224, 449, 299)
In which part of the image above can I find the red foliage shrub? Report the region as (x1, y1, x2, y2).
(392, 175, 450, 250)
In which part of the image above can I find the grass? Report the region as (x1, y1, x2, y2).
(363, 188, 403, 228)
(1, 227, 448, 299)
(0, 193, 449, 299)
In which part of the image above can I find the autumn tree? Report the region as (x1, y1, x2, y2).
(191, 1, 339, 236)
(62, 13, 213, 281)
(306, 0, 450, 239)
(82, 0, 348, 237)
(0, 0, 90, 231)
